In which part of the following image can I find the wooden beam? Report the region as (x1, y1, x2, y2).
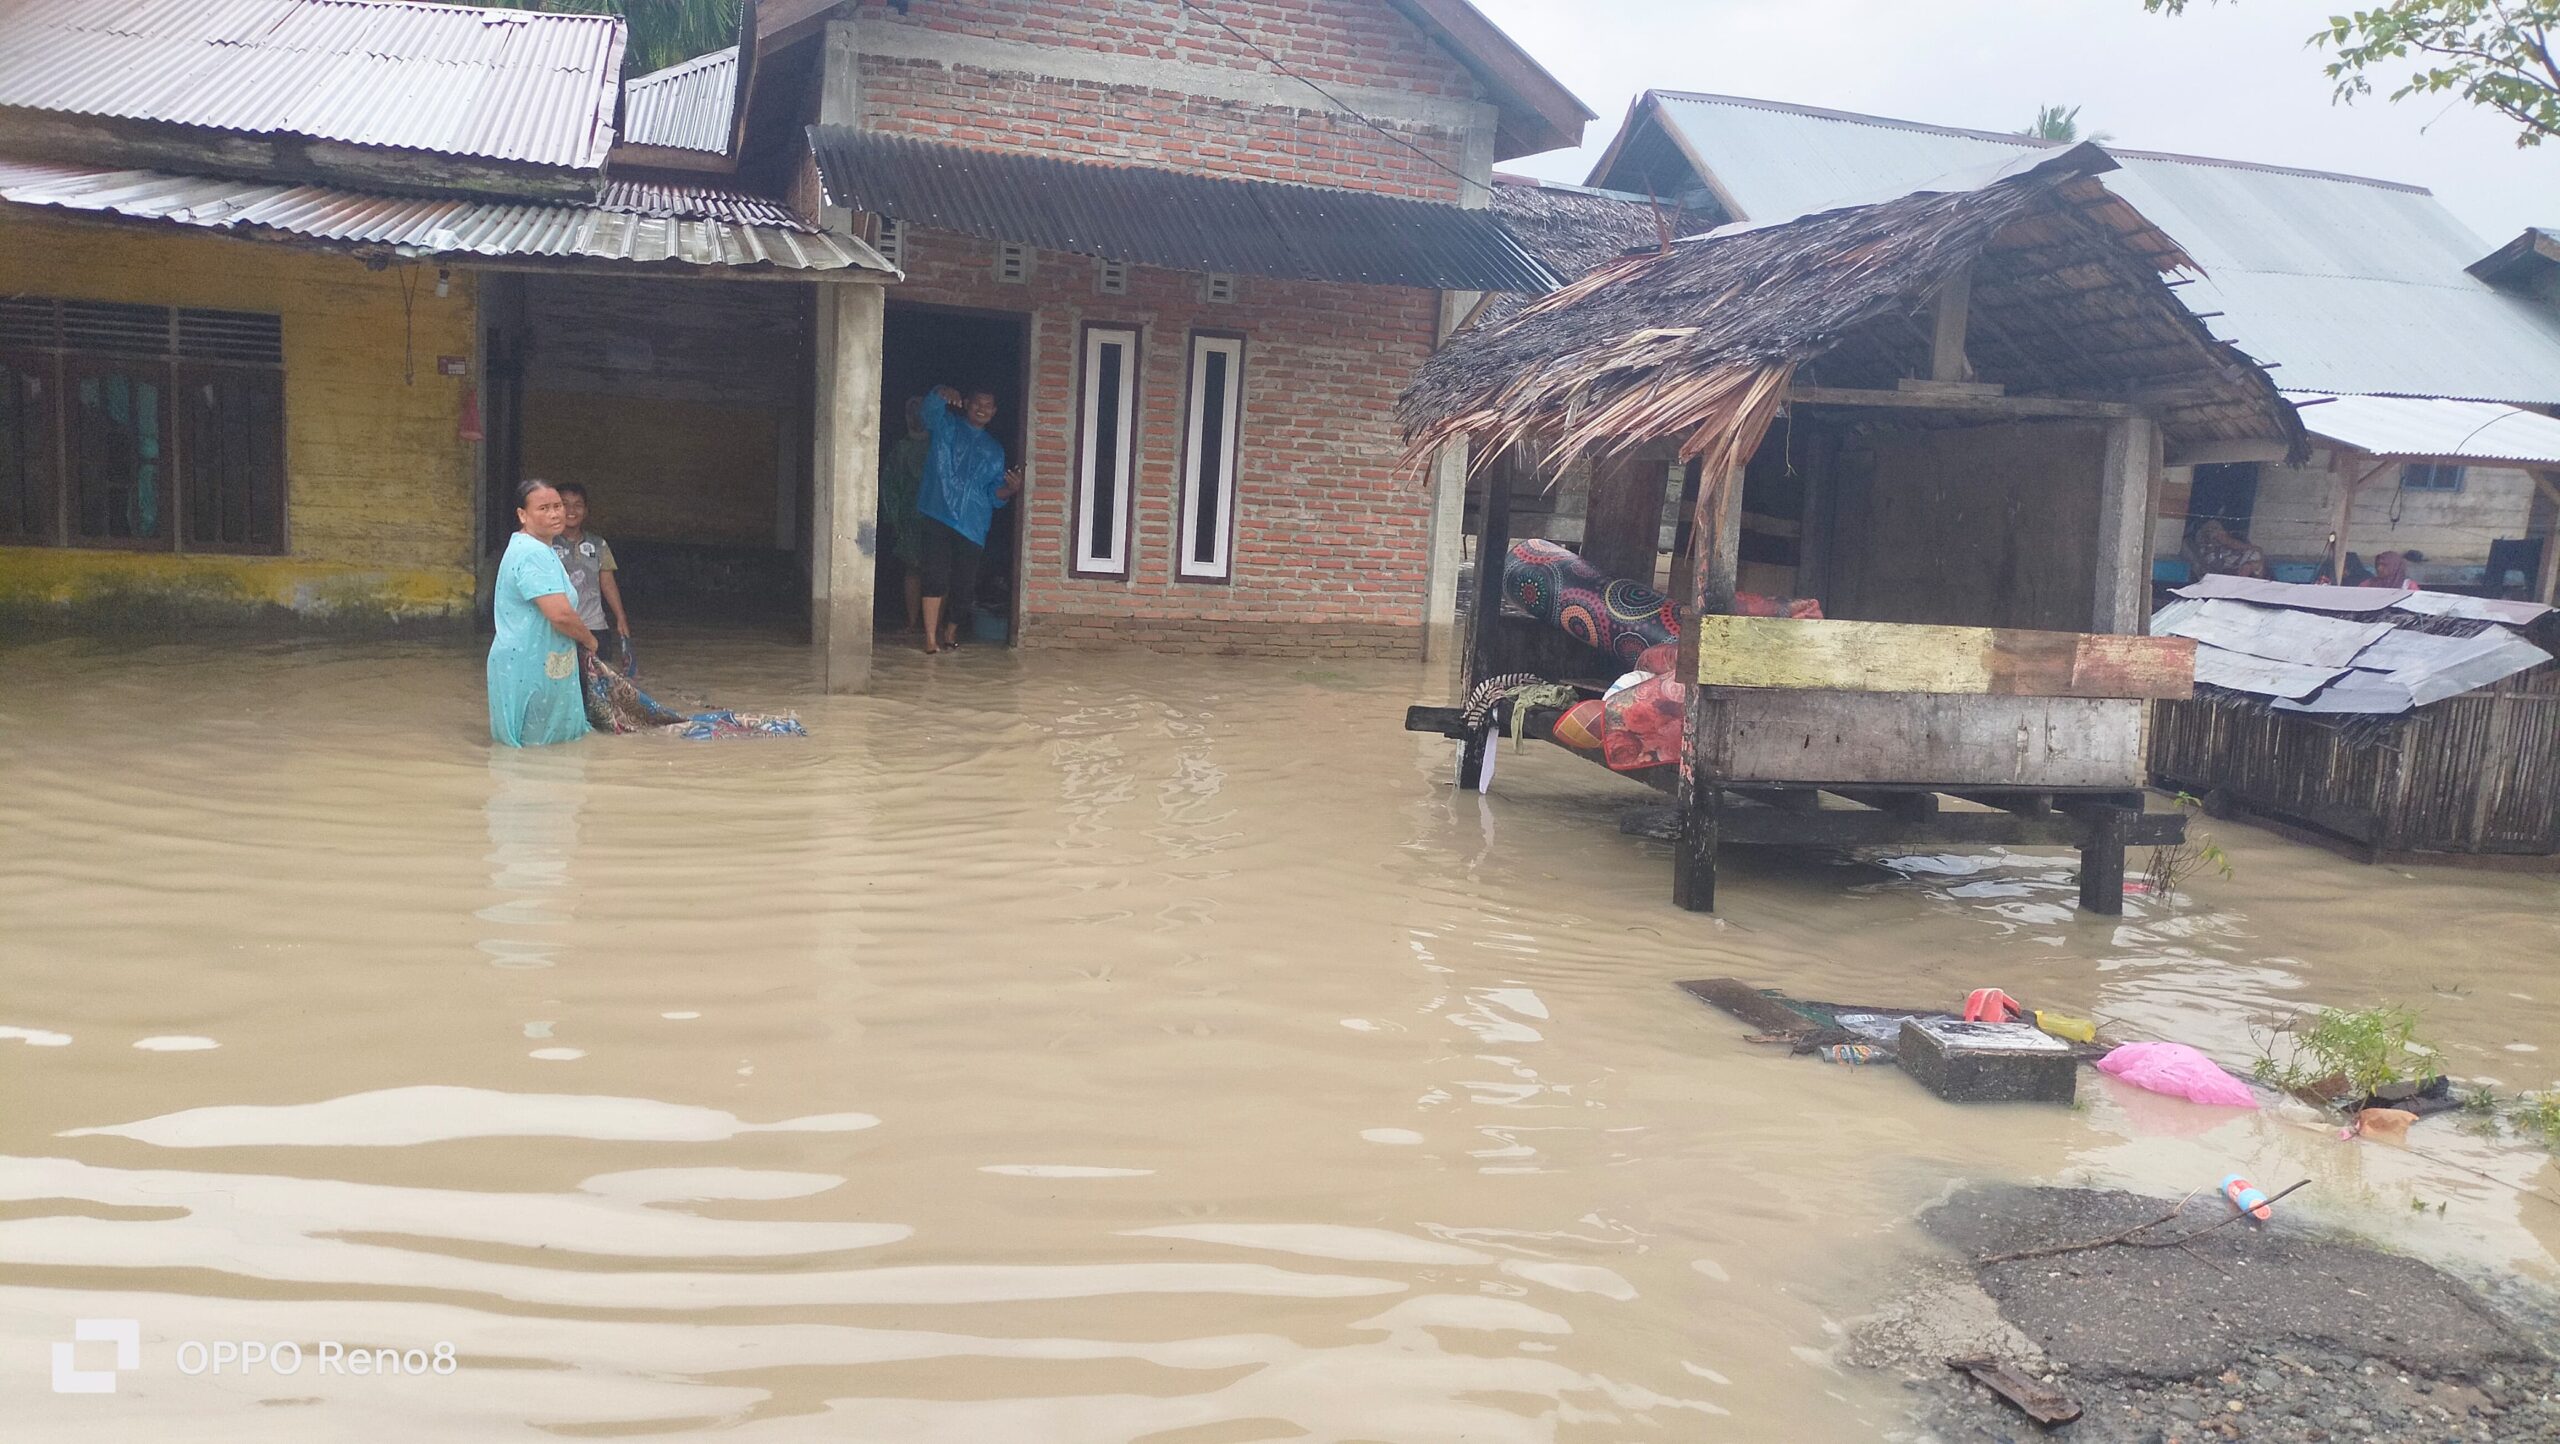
(1930, 265, 1973, 383)
(1710, 693, 2152, 789)
(2326, 456, 2397, 587)
(0, 106, 599, 203)
(1785, 384, 2137, 421)
(1834, 788, 1939, 820)
(1627, 804, 2182, 849)
(1693, 616, 2195, 700)
(2073, 804, 2132, 916)
(1466, 446, 1515, 689)
(2093, 416, 2160, 634)
(2536, 469, 2560, 606)
(2160, 437, 2304, 465)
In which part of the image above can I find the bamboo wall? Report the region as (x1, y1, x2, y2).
(2151, 666, 2560, 856)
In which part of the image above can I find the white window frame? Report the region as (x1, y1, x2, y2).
(1176, 333, 1246, 582)
(1073, 324, 1140, 577)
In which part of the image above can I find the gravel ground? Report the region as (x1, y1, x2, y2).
(1854, 1185, 2560, 1443)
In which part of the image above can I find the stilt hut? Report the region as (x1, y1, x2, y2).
(1400, 146, 2303, 915)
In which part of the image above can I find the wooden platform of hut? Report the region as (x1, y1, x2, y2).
(1398, 145, 2305, 916)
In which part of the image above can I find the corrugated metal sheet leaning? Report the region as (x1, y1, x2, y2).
(0, 159, 892, 275)
(2153, 577, 2553, 719)
(621, 46, 738, 154)
(805, 127, 1562, 293)
(0, 0, 625, 171)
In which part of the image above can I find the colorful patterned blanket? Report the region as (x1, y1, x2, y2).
(1502, 539, 1677, 665)
(582, 656, 806, 740)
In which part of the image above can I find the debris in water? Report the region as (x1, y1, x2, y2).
(1946, 1354, 2082, 1425)
(1899, 1018, 2078, 1105)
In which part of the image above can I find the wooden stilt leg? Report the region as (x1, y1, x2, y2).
(1673, 681, 1718, 911)
(1457, 726, 1488, 791)
(2078, 805, 2128, 916)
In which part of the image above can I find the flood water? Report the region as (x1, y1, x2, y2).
(4, 630, 2556, 1440)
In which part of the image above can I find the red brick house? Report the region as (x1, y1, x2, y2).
(785, 0, 1590, 677)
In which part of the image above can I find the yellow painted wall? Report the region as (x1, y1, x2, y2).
(519, 389, 779, 546)
(0, 210, 479, 627)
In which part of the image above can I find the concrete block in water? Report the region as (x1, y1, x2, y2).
(1898, 1018, 2077, 1105)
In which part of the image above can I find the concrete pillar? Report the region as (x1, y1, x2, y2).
(1421, 287, 1482, 662)
(2093, 416, 2161, 634)
(813, 281, 885, 692)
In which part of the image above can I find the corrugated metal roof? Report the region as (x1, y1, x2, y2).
(2295, 393, 2560, 467)
(1623, 92, 2560, 406)
(808, 127, 1562, 292)
(2174, 573, 2553, 625)
(595, 177, 800, 228)
(621, 45, 736, 154)
(0, 0, 623, 170)
(0, 158, 891, 275)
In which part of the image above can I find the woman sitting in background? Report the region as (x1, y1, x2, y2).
(488, 478, 596, 748)
(2184, 518, 2269, 579)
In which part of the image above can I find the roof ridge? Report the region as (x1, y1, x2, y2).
(305, 0, 619, 21)
(1646, 90, 2437, 197)
(628, 43, 739, 89)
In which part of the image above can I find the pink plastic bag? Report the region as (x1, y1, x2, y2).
(2097, 1042, 2259, 1109)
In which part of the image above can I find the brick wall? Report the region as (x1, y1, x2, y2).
(894, 228, 1439, 656)
(853, 0, 1484, 199)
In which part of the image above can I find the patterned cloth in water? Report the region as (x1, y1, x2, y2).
(1503, 538, 1677, 665)
(583, 657, 806, 740)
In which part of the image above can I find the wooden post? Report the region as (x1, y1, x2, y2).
(1930, 266, 1972, 383)
(1583, 449, 1671, 586)
(2077, 805, 2128, 916)
(1464, 444, 1513, 690)
(811, 281, 884, 693)
(2329, 456, 2395, 586)
(2092, 416, 2160, 634)
(1673, 699, 1719, 912)
(1665, 457, 1703, 610)
(1672, 455, 1744, 912)
(2534, 469, 2560, 605)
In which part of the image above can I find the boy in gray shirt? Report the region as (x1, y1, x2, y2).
(551, 482, 631, 668)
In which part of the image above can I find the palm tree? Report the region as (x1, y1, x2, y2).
(474, 0, 743, 76)
(2021, 104, 2114, 145)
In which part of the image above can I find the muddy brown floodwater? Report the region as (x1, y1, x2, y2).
(3, 631, 2556, 1441)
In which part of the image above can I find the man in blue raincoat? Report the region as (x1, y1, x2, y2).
(915, 385, 1020, 652)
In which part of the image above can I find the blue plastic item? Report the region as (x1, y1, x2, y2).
(972, 610, 1008, 643)
(2152, 558, 2193, 585)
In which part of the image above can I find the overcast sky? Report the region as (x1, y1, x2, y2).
(1472, 0, 2556, 245)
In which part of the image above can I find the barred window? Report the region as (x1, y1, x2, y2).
(0, 296, 286, 553)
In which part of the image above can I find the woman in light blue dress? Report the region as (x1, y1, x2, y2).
(488, 479, 596, 747)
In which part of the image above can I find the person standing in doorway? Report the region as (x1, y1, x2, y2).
(916, 385, 1021, 653)
(2361, 549, 2425, 589)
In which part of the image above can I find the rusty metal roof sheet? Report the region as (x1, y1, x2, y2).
(622, 45, 736, 154)
(0, 157, 891, 275)
(0, 0, 624, 170)
(807, 127, 1561, 292)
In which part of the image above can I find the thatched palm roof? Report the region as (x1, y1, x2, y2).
(1402, 146, 2301, 478)
(1477, 176, 1687, 328)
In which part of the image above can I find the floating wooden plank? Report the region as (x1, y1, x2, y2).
(1695, 616, 2194, 700)
(1676, 978, 1813, 1035)
(1708, 692, 2151, 789)
(1947, 1356, 2083, 1426)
